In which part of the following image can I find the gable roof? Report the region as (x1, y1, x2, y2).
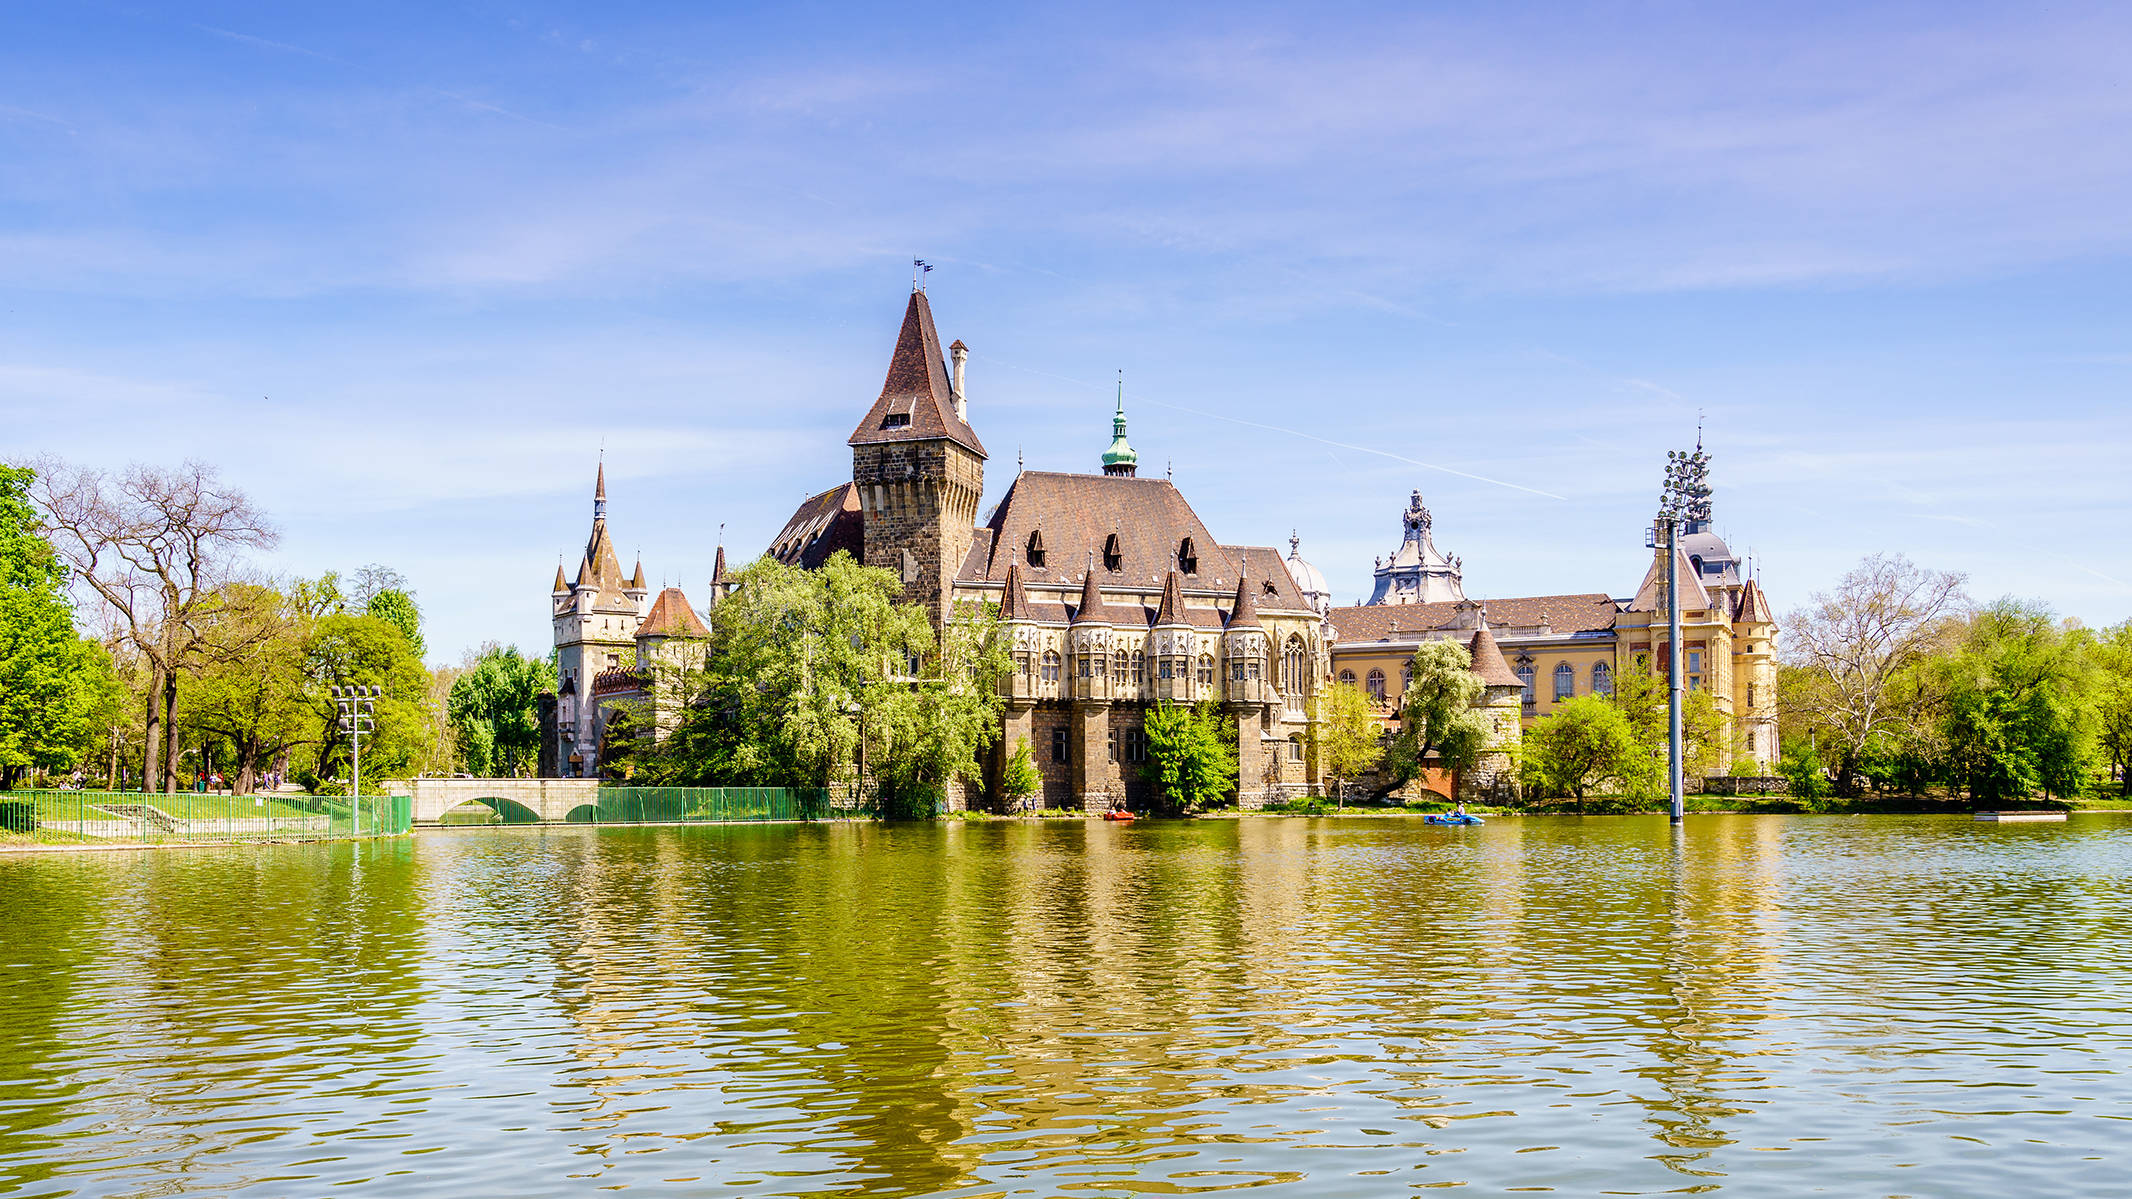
(636, 587, 710, 639)
(768, 483, 864, 570)
(846, 291, 986, 458)
(1632, 548, 1712, 613)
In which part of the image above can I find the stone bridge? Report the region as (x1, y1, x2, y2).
(401, 778, 600, 825)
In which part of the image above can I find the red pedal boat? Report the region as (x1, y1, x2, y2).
(1102, 810, 1135, 822)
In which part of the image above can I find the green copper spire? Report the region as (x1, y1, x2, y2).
(1101, 375, 1139, 476)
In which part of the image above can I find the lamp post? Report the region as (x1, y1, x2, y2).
(1648, 448, 1712, 825)
(332, 684, 379, 833)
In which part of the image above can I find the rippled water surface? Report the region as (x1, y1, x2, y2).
(3, 815, 2129, 1196)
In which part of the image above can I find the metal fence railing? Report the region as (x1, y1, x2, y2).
(582, 787, 837, 824)
(0, 791, 413, 848)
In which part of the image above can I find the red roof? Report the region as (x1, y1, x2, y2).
(846, 291, 986, 458)
(1467, 628, 1523, 688)
(1328, 594, 1617, 642)
(768, 483, 864, 569)
(635, 587, 710, 639)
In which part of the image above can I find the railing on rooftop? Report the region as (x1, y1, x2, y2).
(0, 791, 413, 848)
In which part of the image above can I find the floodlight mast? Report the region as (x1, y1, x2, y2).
(1652, 448, 1712, 825)
(332, 685, 379, 834)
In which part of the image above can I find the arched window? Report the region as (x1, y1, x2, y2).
(1196, 654, 1215, 686)
(1112, 650, 1128, 682)
(1515, 662, 1535, 707)
(1289, 734, 1303, 761)
(1366, 669, 1386, 701)
(1178, 537, 1197, 575)
(1339, 669, 1356, 687)
(1401, 662, 1413, 691)
(1131, 649, 1145, 681)
(1553, 662, 1575, 701)
(1592, 661, 1612, 696)
(1103, 533, 1123, 572)
(1077, 653, 1094, 678)
(1282, 636, 1306, 706)
(1025, 529, 1045, 568)
(1041, 650, 1061, 683)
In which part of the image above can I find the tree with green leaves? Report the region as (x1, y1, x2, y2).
(1607, 653, 1731, 796)
(1521, 694, 1644, 807)
(1777, 736, 1832, 803)
(639, 553, 1005, 814)
(1382, 639, 1490, 789)
(175, 581, 314, 794)
(1142, 699, 1238, 814)
(1938, 600, 2097, 803)
(364, 588, 425, 662)
(1781, 553, 1968, 796)
(1001, 738, 1041, 810)
(305, 608, 433, 784)
(2094, 622, 2132, 798)
(1, 464, 120, 787)
(1310, 677, 1383, 804)
(446, 644, 555, 777)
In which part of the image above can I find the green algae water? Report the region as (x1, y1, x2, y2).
(2, 815, 2128, 1197)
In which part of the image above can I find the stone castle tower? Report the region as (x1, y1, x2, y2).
(550, 462, 650, 776)
(847, 290, 987, 627)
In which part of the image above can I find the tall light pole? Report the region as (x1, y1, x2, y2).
(332, 684, 378, 834)
(1649, 447, 1712, 825)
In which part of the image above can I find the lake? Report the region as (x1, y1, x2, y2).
(2, 814, 2127, 1196)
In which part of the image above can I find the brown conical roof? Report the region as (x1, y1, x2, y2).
(629, 558, 646, 591)
(999, 559, 1033, 622)
(846, 291, 987, 458)
(574, 553, 595, 589)
(1153, 569, 1188, 627)
(710, 544, 727, 585)
(1226, 568, 1261, 630)
(595, 458, 606, 500)
(1071, 562, 1109, 625)
(635, 587, 710, 639)
(582, 519, 625, 588)
(1735, 577, 1774, 624)
(1467, 628, 1524, 688)
(552, 563, 568, 593)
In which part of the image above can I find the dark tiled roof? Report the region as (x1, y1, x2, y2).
(768, 483, 864, 569)
(846, 291, 986, 458)
(1328, 593, 1617, 643)
(635, 587, 710, 639)
(710, 545, 727, 585)
(552, 563, 568, 593)
(1467, 629, 1523, 688)
(1229, 545, 1314, 615)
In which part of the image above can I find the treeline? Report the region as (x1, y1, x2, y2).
(1777, 555, 2129, 803)
(1, 458, 555, 794)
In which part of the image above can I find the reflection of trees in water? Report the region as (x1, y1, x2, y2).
(0, 857, 103, 1189)
(0, 839, 431, 1191)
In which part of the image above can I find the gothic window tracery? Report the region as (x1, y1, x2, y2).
(1041, 650, 1061, 683)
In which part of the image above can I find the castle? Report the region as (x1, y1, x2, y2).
(541, 287, 1776, 801)
(763, 290, 1332, 810)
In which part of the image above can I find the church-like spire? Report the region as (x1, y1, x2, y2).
(999, 558, 1033, 623)
(552, 562, 568, 594)
(594, 458, 607, 521)
(1102, 375, 1138, 477)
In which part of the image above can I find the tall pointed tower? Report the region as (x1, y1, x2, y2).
(551, 462, 646, 777)
(848, 290, 987, 627)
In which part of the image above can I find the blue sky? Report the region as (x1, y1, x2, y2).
(5, 1, 2128, 663)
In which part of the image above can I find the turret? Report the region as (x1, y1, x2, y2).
(1067, 557, 1113, 702)
(1149, 568, 1194, 701)
(1101, 379, 1138, 477)
(1223, 567, 1268, 706)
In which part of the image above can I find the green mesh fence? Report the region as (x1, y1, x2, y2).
(586, 787, 834, 824)
(0, 790, 413, 847)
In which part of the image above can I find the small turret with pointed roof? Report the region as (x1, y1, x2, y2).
(999, 556, 1034, 623)
(552, 562, 568, 595)
(1153, 568, 1188, 627)
(1466, 627, 1524, 689)
(1071, 556, 1108, 625)
(1226, 566, 1262, 630)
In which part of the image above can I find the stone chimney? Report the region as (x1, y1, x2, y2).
(949, 339, 969, 422)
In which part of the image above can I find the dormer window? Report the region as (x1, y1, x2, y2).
(1025, 529, 1046, 568)
(1103, 533, 1122, 572)
(882, 412, 911, 428)
(1178, 537, 1197, 574)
